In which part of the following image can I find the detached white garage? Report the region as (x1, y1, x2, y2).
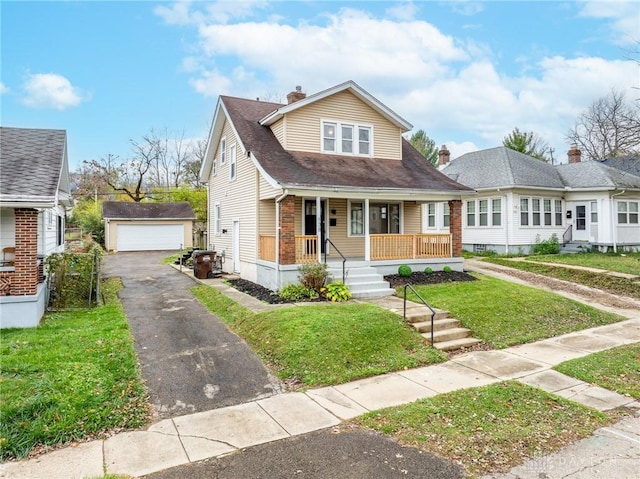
(102, 201, 196, 252)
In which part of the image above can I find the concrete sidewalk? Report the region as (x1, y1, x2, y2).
(2, 315, 638, 479)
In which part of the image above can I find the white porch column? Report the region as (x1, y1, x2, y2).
(316, 196, 322, 263)
(364, 198, 370, 261)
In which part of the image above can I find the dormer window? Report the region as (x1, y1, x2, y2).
(322, 120, 372, 156)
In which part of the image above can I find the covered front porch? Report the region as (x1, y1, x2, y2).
(256, 194, 462, 293)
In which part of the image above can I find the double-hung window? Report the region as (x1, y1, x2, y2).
(520, 198, 529, 226)
(443, 202, 450, 227)
(590, 201, 598, 224)
(427, 203, 436, 228)
(220, 137, 226, 165)
(350, 202, 364, 235)
(618, 201, 639, 224)
(479, 200, 488, 226)
(467, 201, 475, 226)
(521, 196, 563, 227)
(532, 199, 541, 226)
(229, 144, 237, 180)
(322, 121, 372, 156)
(555, 200, 563, 226)
(544, 199, 552, 226)
(215, 203, 221, 235)
(491, 199, 501, 226)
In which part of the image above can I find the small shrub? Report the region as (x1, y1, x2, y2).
(398, 265, 412, 277)
(321, 281, 352, 302)
(424, 267, 433, 274)
(279, 284, 319, 301)
(532, 233, 560, 255)
(298, 263, 329, 293)
(443, 265, 452, 273)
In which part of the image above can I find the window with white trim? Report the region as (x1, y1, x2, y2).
(590, 201, 598, 223)
(618, 201, 639, 224)
(427, 203, 436, 228)
(479, 200, 488, 226)
(215, 203, 221, 235)
(520, 196, 563, 227)
(350, 201, 364, 235)
(491, 198, 501, 226)
(467, 201, 475, 226)
(220, 137, 226, 165)
(229, 144, 236, 180)
(321, 120, 373, 156)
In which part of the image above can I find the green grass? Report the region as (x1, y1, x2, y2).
(527, 252, 640, 275)
(355, 381, 615, 478)
(484, 258, 640, 300)
(192, 285, 446, 386)
(555, 344, 640, 399)
(0, 279, 149, 460)
(402, 274, 625, 348)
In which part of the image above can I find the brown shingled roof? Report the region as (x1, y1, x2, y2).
(102, 201, 196, 220)
(221, 96, 472, 193)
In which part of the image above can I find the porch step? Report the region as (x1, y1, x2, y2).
(405, 309, 450, 323)
(412, 318, 460, 333)
(560, 242, 591, 254)
(326, 264, 394, 299)
(426, 327, 472, 343)
(433, 337, 483, 352)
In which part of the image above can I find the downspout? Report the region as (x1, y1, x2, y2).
(497, 189, 508, 253)
(610, 189, 626, 253)
(275, 189, 289, 289)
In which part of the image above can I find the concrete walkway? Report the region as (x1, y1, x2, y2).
(499, 256, 640, 280)
(1, 265, 639, 479)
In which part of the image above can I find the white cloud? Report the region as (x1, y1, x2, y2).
(0, 82, 9, 94)
(155, 0, 268, 26)
(385, 2, 418, 21)
(579, 1, 640, 45)
(21, 73, 88, 110)
(449, 1, 484, 16)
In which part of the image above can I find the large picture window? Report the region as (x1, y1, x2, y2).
(322, 120, 373, 156)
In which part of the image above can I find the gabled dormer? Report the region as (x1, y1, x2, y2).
(259, 81, 412, 161)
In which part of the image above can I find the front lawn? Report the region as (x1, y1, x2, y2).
(555, 344, 640, 399)
(482, 258, 640, 300)
(355, 381, 616, 478)
(0, 279, 149, 460)
(402, 274, 625, 348)
(192, 285, 446, 386)
(526, 252, 640, 275)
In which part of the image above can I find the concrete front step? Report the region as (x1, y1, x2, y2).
(327, 265, 395, 298)
(351, 288, 396, 299)
(426, 327, 472, 343)
(412, 317, 461, 333)
(348, 281, 392, 293)
(405, 309, 450, 323)
(433, 337, 483, 351)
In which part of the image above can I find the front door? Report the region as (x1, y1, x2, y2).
(573, 203, 589, 241)
(304, 200, 325, 254)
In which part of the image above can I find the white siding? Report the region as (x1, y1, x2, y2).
(0, 208, 15, 253)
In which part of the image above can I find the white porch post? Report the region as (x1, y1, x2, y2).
(364, 198, 370, 261)
(316, 195, 322, 263)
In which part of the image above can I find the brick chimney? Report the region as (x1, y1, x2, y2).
(438, 145, 451, 167)
(287, 85, 306, 104)
(568, 145, 582, 164)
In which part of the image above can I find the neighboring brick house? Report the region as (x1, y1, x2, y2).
(430, 146, 640, 253)
(199, 81, 473, 297)
(0, 127, 72, 327)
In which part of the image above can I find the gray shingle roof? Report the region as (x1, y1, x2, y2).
(221, 96, 472, 193)
(557, 161, 640, 189)
(600, 156, 640, 178)
(0, 127, 67, 199)
(442, 146, 565, 189)
(102, 201, 196, 220)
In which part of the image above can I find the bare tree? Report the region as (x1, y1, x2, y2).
(184, 138, 207, 188)
(567, 89, 640, 161)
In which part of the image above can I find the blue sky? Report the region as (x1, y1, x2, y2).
(2, 1, 638, 170)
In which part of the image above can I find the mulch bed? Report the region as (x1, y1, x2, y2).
(384, 271, 477, 288)
(227, 271, 477, 304)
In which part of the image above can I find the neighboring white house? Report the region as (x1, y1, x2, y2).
(429, 146, 640, 253)
(0, 127, 72, 328)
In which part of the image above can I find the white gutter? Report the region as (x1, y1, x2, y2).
(610, 189, 626, 253)
(275, 189, 289, 289)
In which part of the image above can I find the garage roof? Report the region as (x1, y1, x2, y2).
(102, 201, 196, 220)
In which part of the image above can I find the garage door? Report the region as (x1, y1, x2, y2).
(117, 224, 184, 251)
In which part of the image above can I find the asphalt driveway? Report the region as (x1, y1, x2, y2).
(102, 251, 282, 420)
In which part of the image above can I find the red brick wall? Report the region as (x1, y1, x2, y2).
(448, 200, 462, 258)
(11, 209, 39, 295)
(279, 196, 296, 265)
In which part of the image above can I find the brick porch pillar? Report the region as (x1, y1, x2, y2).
(279, 195, 296, 265)
(448, 200, 463, 258)
(13, 209, 39, 295)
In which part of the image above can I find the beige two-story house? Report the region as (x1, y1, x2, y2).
(199, 81, 473, 297)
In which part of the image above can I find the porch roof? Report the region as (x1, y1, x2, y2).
(0, 127, 70, 207)
(222, 96, 473, 195)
